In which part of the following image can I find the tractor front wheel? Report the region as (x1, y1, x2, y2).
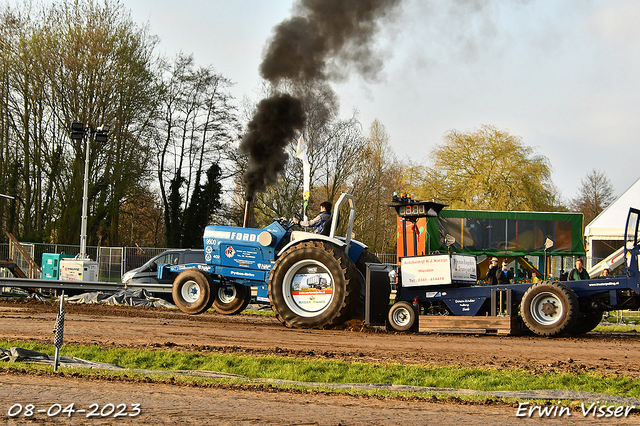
(172, 269, 215, 315)
(213, 284, 251, 315)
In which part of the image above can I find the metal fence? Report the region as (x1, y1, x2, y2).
(0, 242, 167, 282)
(375, 253, 397, 264)
(123, 247, 167, 271)
(98, 247, 123, 283)
(606, 310, 640, 326)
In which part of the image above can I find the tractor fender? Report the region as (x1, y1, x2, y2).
(277, 231, 367, 263)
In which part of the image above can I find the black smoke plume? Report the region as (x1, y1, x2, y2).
(241, 0, 400, 200)
(240, 94, 306, 200)
(261, 0, 400, 84)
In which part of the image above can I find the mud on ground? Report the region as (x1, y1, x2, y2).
(1, 298, 639, 425)
(1, 298, 638, 378)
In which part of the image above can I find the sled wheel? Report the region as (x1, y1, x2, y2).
(214, 283, 251, 315)
(387, 301, 416, 332)
(172, 269, 215, 315)
(520, 281, 578, 336)
(269, 241, 360, 328)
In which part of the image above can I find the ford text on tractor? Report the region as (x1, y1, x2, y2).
(162, 193, 386, 328)
(384, 200, 640, 336)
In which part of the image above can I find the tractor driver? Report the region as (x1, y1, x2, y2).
(293, 201, 332, 234)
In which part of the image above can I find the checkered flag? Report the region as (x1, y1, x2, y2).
(53, 293, 65, 350)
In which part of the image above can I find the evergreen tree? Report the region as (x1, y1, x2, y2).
(182, 164, 222, 248)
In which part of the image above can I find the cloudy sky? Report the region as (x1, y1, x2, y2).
(64, 0, 640, 202)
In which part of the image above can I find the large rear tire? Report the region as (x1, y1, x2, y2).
(213, 284, 251, 315)
(568, 311, 603, 335)
(269, 241, 360, 328)
(520, 281, 578, 336)
(172, 269, 215, 315)
(355, 250, 381, 276)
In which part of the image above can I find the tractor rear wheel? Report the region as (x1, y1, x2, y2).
(269, 241, 361, 328)
(567, 311, 603, 335)
(172, 269, 215, 315)
(355, 250, 381, 276)
(213, 284, 251, 315)
(520, 281, 578, 336)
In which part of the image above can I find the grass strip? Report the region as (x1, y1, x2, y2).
(595, 324, 640, 333)
(2, 340, 640, 399)
(240, 306, 275, 316)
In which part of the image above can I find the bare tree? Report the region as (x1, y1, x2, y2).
(350, 119, 401, 253)
(315, 114, 365, 204)
(570, 169, 616, 225)
(155, 54, 238, 246)
(246, 82, 366, 227)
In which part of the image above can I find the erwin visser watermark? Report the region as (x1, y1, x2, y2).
(516, 401, 636, 418)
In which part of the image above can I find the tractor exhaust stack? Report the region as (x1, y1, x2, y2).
(243, 199, 252, 228)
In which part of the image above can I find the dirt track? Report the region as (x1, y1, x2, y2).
(2, 299, 639, 377)
(1, 299, 640, 424)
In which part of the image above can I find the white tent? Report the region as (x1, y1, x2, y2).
(584, 177, 640, 269)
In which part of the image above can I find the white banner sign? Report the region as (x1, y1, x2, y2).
(401, 254, 476, 287)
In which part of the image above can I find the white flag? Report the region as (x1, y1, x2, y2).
(296, 134, 311, 220)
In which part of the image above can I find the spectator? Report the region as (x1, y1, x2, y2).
(485, 257, 500, 285)
(568, 258, 590, 281)
(517, 268, 527, 281)
(600, 268, 611, 277)
(497, 260, 514, 284)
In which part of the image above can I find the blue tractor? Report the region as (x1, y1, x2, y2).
(168, 194, 384, 328)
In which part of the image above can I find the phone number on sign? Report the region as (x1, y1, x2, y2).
(8, 403, 141, 418)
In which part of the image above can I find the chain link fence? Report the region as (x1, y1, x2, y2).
(374, 253, 397, 264)
(0, 242, 167, 282)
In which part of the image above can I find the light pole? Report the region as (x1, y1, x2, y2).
(70, 122, 109, 258)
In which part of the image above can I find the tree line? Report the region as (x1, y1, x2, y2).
(0, 0, 615, 255)
(0, 0, 235, 249)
